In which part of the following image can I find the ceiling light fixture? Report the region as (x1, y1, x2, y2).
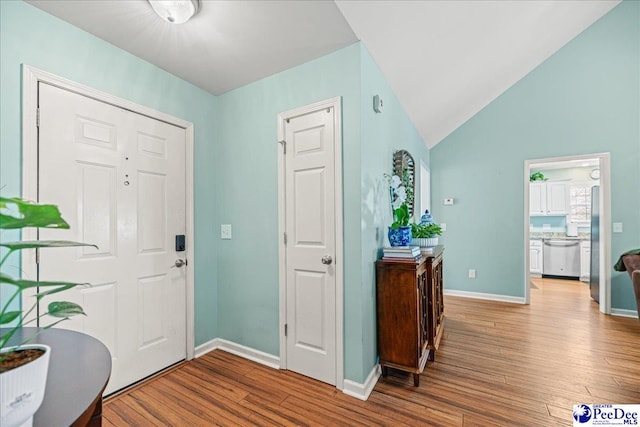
(149, 0, 200, 24)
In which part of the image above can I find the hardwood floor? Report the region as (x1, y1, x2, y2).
(103, 277, 640, 426)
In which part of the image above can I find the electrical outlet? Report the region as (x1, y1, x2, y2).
(469, 269, 476, 279)
(613, 222, 623, 233)
(440, 223, 447, 232)
(221, 224, 232, 239)
(443, 198, 454, 206)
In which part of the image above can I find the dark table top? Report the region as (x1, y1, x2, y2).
(3, 327, 111, 427)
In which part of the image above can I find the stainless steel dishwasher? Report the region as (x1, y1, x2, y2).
(543, 239, 581, 278)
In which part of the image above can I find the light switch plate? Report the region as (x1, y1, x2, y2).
(221, 224, 232, 239)
(613, 222, 623, 233)
(469, 269, 476, 279)
(440, 223, 447, 232)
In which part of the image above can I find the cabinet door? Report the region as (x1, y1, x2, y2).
(580, 242, 591, 281)
(529, 183, 546, 215)
(530, 245, 543, 274)
(546, 182, 569, 215)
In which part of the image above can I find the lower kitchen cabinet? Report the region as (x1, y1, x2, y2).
(530, 240, 543, 274)
(580, 240, 591, 282)
(376, 246, 445, 386)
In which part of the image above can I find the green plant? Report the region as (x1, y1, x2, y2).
(0, 197, 95, 365)
(386, 174, 410, 229)
(411, 222, 442, 238)
(529, 172, 547, 182)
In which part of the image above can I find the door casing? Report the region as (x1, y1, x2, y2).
(277, 97, 344, 390)
(523, 152, 611, 314)
(21, 65, 196, 360)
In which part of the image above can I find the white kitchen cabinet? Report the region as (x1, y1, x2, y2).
(580, 240, 591, 282)
(530, 183, 546, 215)
(529, 181, 569, 216)
(530, 240, 543, 275)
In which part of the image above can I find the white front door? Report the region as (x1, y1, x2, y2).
(283, 104, 337, 385)
(36, 82, 187, 394)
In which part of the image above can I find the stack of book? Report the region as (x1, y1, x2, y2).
(420, 245, 437, 256)
(382, 246, 421, 261)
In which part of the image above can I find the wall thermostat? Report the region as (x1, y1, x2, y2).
(373, 95, 383, 113)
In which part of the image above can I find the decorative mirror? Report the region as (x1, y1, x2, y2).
(393, 150, 416, 217)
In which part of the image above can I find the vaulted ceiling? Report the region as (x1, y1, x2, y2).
(27, 0, 620, 147)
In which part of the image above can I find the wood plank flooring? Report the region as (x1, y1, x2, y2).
(103, 277, 640, 426)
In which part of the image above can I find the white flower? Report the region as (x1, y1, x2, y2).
(389, 175, 401, 189)
(391, 198, 404, 210)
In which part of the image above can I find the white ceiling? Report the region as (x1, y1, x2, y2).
(336, 0, 620, 147)
(26, 0, 620, 147)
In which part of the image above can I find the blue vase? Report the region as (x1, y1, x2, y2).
(388, 226, 412, 246)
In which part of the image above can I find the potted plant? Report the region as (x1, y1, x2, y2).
(410, 222, 442, 247)
(1, 197, 94, 427)
(386, 174, 412, 246)
(529, 171, 547, 182)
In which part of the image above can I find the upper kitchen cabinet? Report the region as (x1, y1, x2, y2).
(530, 181, 569, 216)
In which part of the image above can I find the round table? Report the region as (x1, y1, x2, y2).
(3, 327, 111, 427)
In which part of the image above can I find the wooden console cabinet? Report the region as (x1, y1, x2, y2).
(376, 246, 444, 386)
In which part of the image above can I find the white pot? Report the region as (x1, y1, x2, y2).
(0, 344, 51, 427)
(413, 237, 438, 248)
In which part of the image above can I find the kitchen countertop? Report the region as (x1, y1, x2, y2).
(530, 232, 590, 241)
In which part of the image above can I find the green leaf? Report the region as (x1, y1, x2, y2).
(47, 301, 86, 318)
(36, 284, 78, 299)
(0, 311, 21, 325)
(0, 197, 70, 229)
(392, 204, 410, 228)
(0, 240, 98, 251)
(0, 273, 89, 291)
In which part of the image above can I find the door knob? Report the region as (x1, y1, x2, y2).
(172, 259, 186, 268)
(321, 255, 333, 265)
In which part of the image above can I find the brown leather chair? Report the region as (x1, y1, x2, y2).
(622, 255, 640, 320)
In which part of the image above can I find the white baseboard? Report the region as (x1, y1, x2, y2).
(194, 338, 219, 358)
(342, 364, 380, 401)
(444, 289, 526, 304)
(194, 338, 280, 369)
(610, 308, 639, 319)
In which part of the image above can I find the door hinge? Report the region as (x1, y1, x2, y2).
(35, 248, 40, 264)
(284, 324, 288, 337)
(36, 107, 40, 128)
(278, 140, 286, 154)
(284, 232, 287, 245)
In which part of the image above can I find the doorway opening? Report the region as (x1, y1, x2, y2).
(524, 153, 611, 313)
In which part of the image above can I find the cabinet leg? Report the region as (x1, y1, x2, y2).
(381, 366, 388, 377)
(413, 373, 420, 387)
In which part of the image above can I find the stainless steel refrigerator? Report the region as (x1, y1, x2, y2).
(590, 185, 600, 302)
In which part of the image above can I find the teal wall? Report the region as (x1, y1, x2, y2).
(214, 43, 428, 383)
(431, 1, 639, 309)
(359, 47, 430, 380)
(0, 1, 219, 343)
(214, 43, 364, 380)
(530, 216, 567, 232)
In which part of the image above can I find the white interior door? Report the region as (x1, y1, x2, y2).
(36, 82, 187, 394)
(284, 107, 337, 385)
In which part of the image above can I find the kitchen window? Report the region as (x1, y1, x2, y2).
(569, 183, 593, 223)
